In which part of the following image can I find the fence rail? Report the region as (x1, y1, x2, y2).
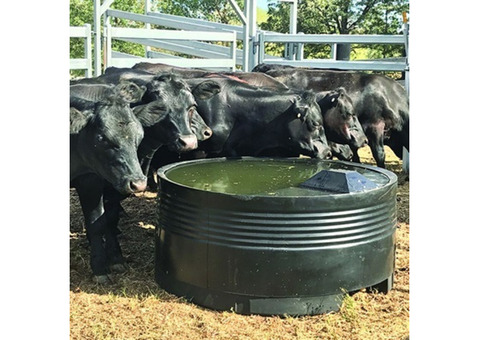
(258, 32, 408, 72)
(69, 24, 92, 77)
(105, 25, 237, 71)
(105, 9, 275, 70)
(72, 5, 409, 81)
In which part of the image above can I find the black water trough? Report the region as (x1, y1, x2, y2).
(155, 157, 397, 316)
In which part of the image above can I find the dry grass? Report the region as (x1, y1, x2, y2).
(70, 147, 409, 340)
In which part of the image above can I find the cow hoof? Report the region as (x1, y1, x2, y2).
(110, 263, 127, 273)
(93, 275, 111, 285)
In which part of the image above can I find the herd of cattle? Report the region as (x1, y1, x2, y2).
(70, 62, 409, 283)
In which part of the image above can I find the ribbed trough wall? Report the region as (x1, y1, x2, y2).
(155, 158, 397, 315)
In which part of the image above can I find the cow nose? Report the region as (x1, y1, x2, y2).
(129, 178, 147, 193)
(179, 134, 198, 151)
(325, 150, 333, 159)
(203, 127, 213, 139)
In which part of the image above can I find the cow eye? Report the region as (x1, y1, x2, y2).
(188, 106, 196, 118)
(96, 134, 119, 149)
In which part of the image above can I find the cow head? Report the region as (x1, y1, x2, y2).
(316, 88, 368, 149)
(254, 91, 331, 159)
(287, 91, 331, 158)
(134, 74, 216, 153)
(70, 83, 147, 195)
(329, 141, 354, 161)
(191, 110, 213, 141)
(70, 81, 147, 105)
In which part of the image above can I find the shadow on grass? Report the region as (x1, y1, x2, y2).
(70, 190, 174, 299)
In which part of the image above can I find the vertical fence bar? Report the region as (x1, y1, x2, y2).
(289, 0, 297, 60)
(93, 0, 102, 76)
(247, 0, 257, 71)
(331, 43, 337, 60)
(231, 32, 237, 71)
(145, 0, 151, 57)
(242, 0, 250, 72)
(84, 24, 92, 77)
(105, 24, 112, 68)
(402, 11, 409, 174)
(258, 32, 265, 65)
(295, 31, 304, 61)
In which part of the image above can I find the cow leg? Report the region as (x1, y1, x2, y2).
(103, 187, 128, 273)
(350, 146, 361, 163)
(73, 174, 110, 283)
(386, 131, 404, 160)
(103, 197, 127, 273)
(365, 121, 386, 168)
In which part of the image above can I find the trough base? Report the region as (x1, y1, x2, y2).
(156, 271, 393, 316)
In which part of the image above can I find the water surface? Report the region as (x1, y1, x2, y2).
(164, 158, 390, 196)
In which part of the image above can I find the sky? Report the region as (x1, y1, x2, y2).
(257, 0, 271, 10)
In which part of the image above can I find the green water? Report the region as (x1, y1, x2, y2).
(164, 158, 389, 196)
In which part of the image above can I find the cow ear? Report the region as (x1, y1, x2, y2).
(133, 100, 167, 127)
(295, 106, 309, 121)
(316, 91, 340, 111)
(70, 107, 92, 134)
(114, 81, 146, 103)
(292, 98, 309, 121)
(192, 80, 221, 100)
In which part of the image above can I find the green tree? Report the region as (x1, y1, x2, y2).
(70, 0, 247, 76)
(261, 0, 409, 60)
(157, 0, 245, 25)
(70, 0, 93, 59)
(70, 0, 148, 77)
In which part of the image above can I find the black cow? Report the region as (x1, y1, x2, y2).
(70, 83, 147, 283)
(71, 75, 219, 283)
(72, 70, 220, 175)
(184, 77, 330, 159)
(329, 141, 354, 161)
(132, 78, 218, 177)
(132, 62, 209, 78)
(147, 77, 332, 184)
(130, 63, 290, 91)
(316, 87, 368, 149)
(200, 72, 289, 91)
(70, 74, 218, 172)
(255, 65, 409, 168)
(251, 63, 296, 73)
(197, 72, 366, 151)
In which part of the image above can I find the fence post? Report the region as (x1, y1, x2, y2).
(242, 0, 250, 71)
(105, 24, 112, 68)
(231, 32, 237, 71)
(331, 43, 337, 60)
(402, 11, 409, 175)
(93, 0, 102, 76)
(258, 32, 265, 65)
(84, 24, 92, 77)
(247, 0, 257, 71)
(295, 32, 304, 61)
(145, 0, 151, 57)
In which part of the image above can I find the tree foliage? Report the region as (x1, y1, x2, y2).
(157, 0, 245, 25)
(261, 0, 409, 59)
(70, 0, 409, 76)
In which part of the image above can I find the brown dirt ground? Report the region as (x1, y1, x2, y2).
(70, 146, 409, 340)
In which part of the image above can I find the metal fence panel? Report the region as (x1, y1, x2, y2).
(108, 57, 237, 69)
(106, 25, 237, 71)
(262, 33, 405, 44)
(69, 24, 92, 78)
(258, 31, 408, 72)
